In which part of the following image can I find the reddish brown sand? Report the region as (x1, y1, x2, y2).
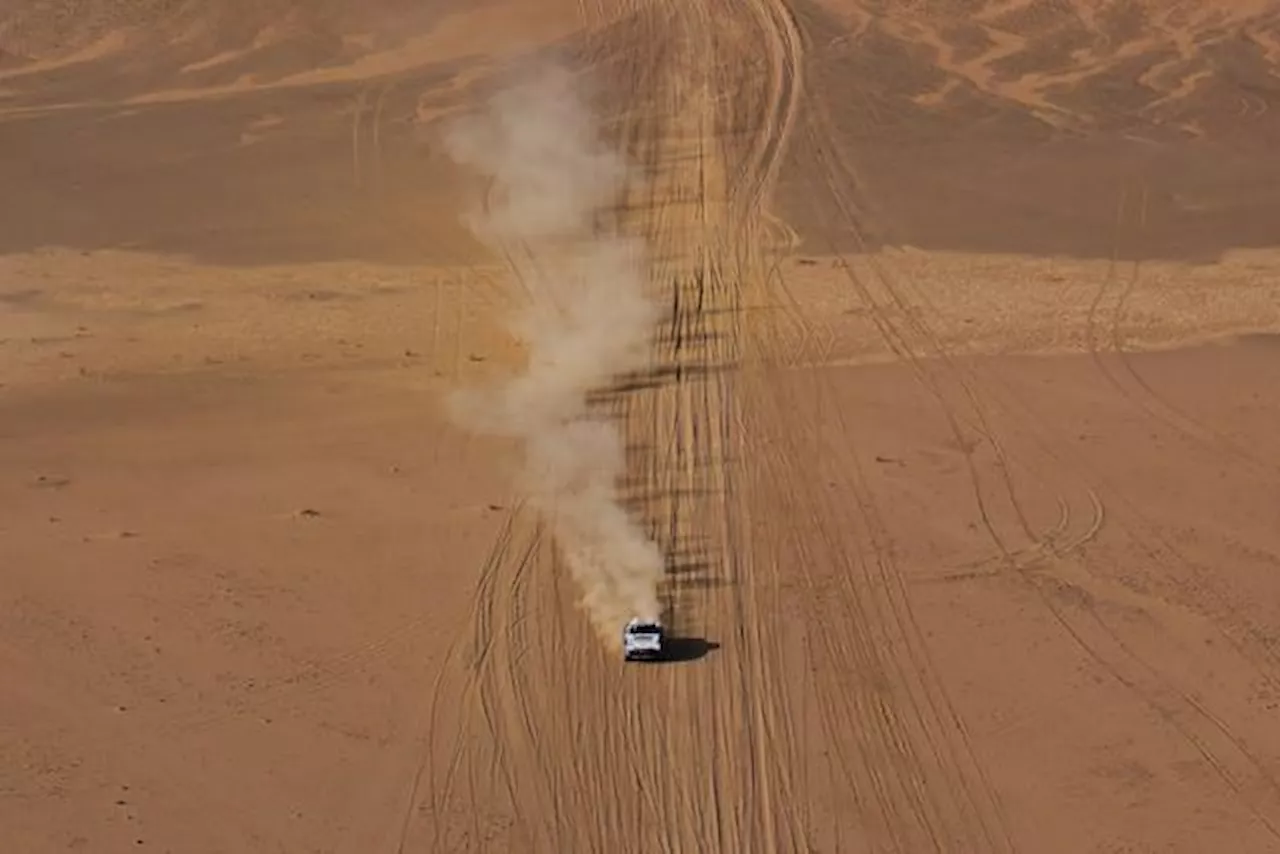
(3, 1, 1280, 852)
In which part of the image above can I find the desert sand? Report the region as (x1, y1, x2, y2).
(3, 1, 1280, 852)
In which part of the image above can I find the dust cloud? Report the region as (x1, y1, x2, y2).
(441, 64, 666, 648)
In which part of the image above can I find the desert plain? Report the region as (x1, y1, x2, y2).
(3, 1, 1280, 852)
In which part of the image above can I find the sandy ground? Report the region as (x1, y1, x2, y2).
(4, 1, 1280, 852)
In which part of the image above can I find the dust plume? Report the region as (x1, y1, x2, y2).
(442, 64, 666, 648)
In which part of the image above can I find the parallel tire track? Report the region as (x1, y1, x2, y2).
(1088, 181, 1280, 478)
(753, 25, 1029, 850)
(793, 27, 1280, 846)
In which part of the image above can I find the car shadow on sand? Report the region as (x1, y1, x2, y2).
(630, 637, 720, 665)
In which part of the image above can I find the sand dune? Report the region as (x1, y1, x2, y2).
(3, 1, 1280, 851)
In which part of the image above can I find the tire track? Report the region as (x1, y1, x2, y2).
(747, 376, 945, 851)
(634, 4, 743, 847)
(870, 248, 1280, 845)
(1088, 181, 1280, 478)
(784, 44, 1050, 570)
(787, 55, 1103, 576)
(714, 3, 842, 849)
(732, 0, 1015, 849)
(351, 86, 369, 191)
(389, 501, 522, 852)
(579, 7, 716, 849)
(613, 12, 715, 848)
(734, 13, 1053, 851)
(1017, 548, 1280, 846)
(920, 489, 1105, 586)
(741, 218, 1019, 852)
(412, 3, 729, 849)
(952, 349, 1280, 698)
(804, 122, 1041, 560)
(789, 18, 1280, 846)
(704, 1, 815, 849)
(807, 20, 1058, 545)
(470, 519, 560, 851)
(404, 0, 816, 848)
(613, 0, 810, 850)
(691, 6, 1280, 854)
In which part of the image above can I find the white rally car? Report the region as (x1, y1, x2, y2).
(622, 618, 665, 662)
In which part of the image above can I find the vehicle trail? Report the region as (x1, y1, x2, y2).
(1088, 182, 1280, 478)
(793, 15, 1280, 839)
